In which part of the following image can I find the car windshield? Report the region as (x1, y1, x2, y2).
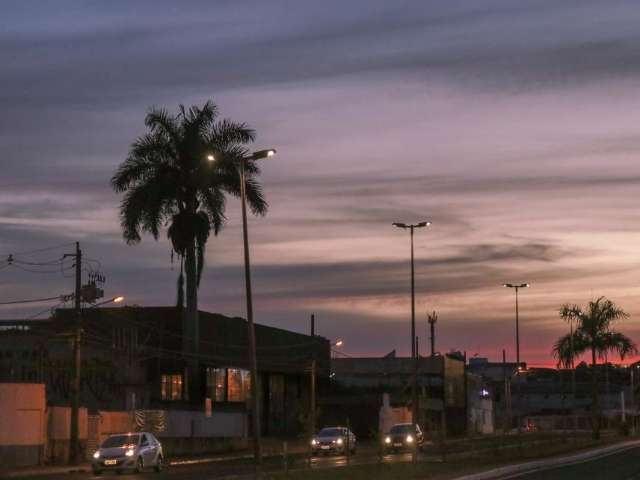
(101, 434, 140, 448)
(390, 424, 414, 434)
(318, 428, 343, 437)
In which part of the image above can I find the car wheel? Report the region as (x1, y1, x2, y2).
(154, 455, 163, 472)
(135, 457, 143, 473)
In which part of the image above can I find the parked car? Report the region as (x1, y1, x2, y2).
(310, 427, 357, 456)
(383, 423, 424, 452)
(91, 432, 164, 475)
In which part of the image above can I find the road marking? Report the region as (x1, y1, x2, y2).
(500, 445, 640, 479)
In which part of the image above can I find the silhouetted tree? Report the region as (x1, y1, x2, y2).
(553, 297, 636, 439)
(111, 101, 267, 355)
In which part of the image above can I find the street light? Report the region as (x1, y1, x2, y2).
(502, 283, 529, 369)
(392, 220, 431, 464)
(392, 221, 431, 358)
(208, 148, 276, 468)
(89, 296, 125, 309)
(334, 339, 344, 348)
(503, 283, 529, 436)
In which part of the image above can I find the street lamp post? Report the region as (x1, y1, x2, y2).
(393, 221, 431, 463)
(208, 148, 276, 469)
(392, 222, 431, 359)
(503, 283, 529, 435)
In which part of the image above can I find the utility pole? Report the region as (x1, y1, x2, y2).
(310, 359, 316, 435)
(310, 313, 315, 337)
(65, 242, 82, 464)
(428, 311, 437, 357)
(570, 319, 577, 441)
(503, 349, 510, 434)
(413, 335, 418, 464)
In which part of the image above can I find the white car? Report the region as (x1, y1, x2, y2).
(91, 432, 164, 475)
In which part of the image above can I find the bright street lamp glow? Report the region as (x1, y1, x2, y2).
(207, 154, 215, 162)
(113, 296, 124, 303)
(335, 340, 343, 347)
(266, 149, 275, 157)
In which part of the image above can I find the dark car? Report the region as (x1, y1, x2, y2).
(310, 427, 357, 456)
(383, 423, 424, 452)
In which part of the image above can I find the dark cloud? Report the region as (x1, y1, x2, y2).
(3, 1, 640, 364)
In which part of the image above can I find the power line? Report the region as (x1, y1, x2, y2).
(2, 242, 76, 257)
(0, 295, 68, 306)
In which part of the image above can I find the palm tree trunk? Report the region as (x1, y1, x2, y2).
(591, 346, 600, 440)
(183, 240, 199, 403)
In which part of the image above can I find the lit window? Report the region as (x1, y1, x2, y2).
(227, 368, 251, 402)
(206, 368, 227, 402)
(227, 369, 244, 402)
(161, 374, 182, 400)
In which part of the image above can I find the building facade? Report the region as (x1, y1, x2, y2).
(0, 307, 330, 437)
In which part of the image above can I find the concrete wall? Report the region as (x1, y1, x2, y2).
(469, 398, 494, 435)
(379, 394, 411, 434)
(46, 406, 88, 464)
(0, 383, 46, 466)
(159, 410, 246, 438)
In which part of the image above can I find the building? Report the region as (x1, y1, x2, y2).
(0, 307, 329, 437)
(469, 357, 636, 431)
(325, 353, 467, 437)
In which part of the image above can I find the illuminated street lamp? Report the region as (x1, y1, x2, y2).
(207, 148, 276, 468)
(502, 283, 529, 368)
(89, 296, 125, 309)
(503, 283, 529, 436)
(392, 220, 431, 464)
(392, 221, 431, 358)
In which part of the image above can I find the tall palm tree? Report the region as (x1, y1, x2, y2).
(111, 101, 267, 359)
(552, 297, 636, 439)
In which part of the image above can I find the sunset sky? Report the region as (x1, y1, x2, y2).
(3, 0, 640, 365)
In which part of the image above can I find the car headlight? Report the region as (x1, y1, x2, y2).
(311, 439, 317, 446)
(93, 451, 100, 459)
(406, 435, 414, 443)
(125, 449, 135, 457)
(384, 436, 391, 444)
(336, 438, 343, 445)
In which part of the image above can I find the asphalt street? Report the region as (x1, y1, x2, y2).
(506, 445, 640, 480)
(11, 447, 417, 480)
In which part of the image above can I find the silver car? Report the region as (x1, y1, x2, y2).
(310, 427, 357, 456)
(91, 432, 164, 475)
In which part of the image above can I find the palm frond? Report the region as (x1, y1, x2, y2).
(209, 119, 256, 149)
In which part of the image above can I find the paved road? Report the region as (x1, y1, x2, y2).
(508, 446, 640, 480)
(14, 448, 419, 480)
